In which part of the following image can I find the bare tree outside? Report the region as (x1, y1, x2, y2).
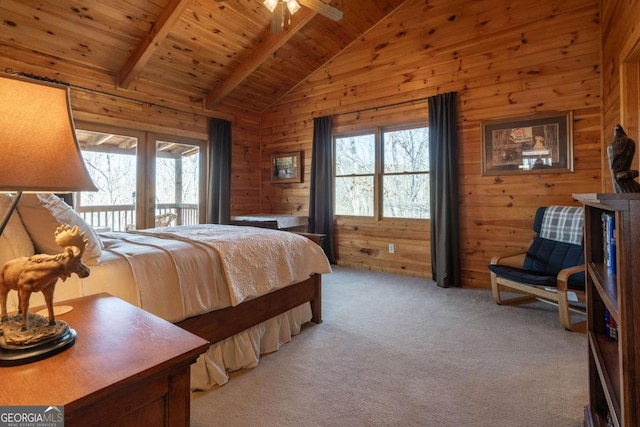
(156, 144, 199, 206)
(382, 127, 429, 219)
(156, 145, 199, 227)
(334, 126, 429, 219)
(335, 134, 375, 216)
(75, 130, 200, 230)
(82, 151, 137, 206)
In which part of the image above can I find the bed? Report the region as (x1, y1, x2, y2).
(0, 194, 332, 390)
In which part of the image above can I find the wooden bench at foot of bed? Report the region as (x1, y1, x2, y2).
(174, 273, 322, 345)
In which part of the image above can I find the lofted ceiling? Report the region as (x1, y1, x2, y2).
(0, 0, 408, 117)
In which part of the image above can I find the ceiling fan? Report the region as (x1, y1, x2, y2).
(218, 0, 343, 34)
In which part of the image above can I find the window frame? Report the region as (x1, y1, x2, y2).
(333, 128, 377, 219)
(333, 122, 429, 222)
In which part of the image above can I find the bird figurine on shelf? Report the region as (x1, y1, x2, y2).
(608, 124, 640, 193)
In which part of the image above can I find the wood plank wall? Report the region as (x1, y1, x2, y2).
(600, 1, 640, 187)
(74, 95, 263, 216)
(262, 101, 430, 276)
(331, 104, 430, 276)
(0, 46, 263, 216)
(0, 0, 610, 287)
(71, 92, 262, 217)
(260, 0, 602, 286)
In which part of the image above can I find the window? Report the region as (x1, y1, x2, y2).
(382, 127, 430, 218)
(335, 133, 375, 216)
(334, 125, 429, 219)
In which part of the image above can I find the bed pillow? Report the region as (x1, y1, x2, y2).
(17, 193, 103, 265)
(0, 194, 36, 267)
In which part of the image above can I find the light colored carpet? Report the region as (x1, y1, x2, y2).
(191, 266, 587, 427)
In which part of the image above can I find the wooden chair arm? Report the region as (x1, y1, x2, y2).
(490, 250, 527, 267)
(556, 264, 585, 292)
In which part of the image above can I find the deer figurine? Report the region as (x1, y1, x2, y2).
(0, 225, 90, 331)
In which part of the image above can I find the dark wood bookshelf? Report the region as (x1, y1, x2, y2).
(575, 193, 640, 427)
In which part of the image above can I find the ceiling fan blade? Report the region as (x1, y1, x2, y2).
(298, 0, 342, 21)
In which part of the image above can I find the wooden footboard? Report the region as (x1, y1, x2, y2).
(175, 274, 322, 345)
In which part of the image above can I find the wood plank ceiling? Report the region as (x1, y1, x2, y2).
(0, 0, 408, 117)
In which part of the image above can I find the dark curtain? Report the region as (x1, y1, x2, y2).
(206, 118, 232, 224)
(309, 116, 336, 263)
(428, 92, 461, 287)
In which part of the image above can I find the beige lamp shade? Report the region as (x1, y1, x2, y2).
(0, 74, 97, 192)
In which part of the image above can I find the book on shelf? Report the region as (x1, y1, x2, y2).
(601, 212, 616, 275)
(605, 308, 618, 342)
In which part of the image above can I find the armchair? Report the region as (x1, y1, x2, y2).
(488, 206, 586, 331)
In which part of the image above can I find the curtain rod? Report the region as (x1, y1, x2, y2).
(318, 86, 469, 118)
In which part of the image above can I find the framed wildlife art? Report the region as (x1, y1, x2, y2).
(271, 151, 302, 183)
(481, 111, 573, 175)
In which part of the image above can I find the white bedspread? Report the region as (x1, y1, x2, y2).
(11, 224, 330, 322)
(10, 224, 331, 389)
(138, 224, 330, 306)
(100, 224, 331, 322)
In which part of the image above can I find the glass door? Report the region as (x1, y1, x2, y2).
(75, 127, 142, 231)
(155, 138, 204, 228)
(74, 124, 206, 231)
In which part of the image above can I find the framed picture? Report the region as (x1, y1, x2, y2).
(481, 111, 573, 175)
(271, 151, 302, 183)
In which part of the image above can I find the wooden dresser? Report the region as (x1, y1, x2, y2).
(0, 293, 209, 427)
(230, 214, 309, 231)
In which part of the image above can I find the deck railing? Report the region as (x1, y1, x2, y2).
(77, 203, 199, 232)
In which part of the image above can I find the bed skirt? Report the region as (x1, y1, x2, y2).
(190, 302, 312, 390)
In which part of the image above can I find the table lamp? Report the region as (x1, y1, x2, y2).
(0, 73, 97, 365)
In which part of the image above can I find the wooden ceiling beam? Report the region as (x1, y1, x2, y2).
(299, 0, 343, 21)
(118, 0, 193, 89)
(204, 7, 317, 110)
(94, 134, 115, 145)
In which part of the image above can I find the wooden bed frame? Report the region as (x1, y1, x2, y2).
(174, 232, 326, 345)
(175, 273, 322, 345)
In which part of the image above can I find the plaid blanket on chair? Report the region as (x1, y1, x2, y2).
(539, 206, 584, 245)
